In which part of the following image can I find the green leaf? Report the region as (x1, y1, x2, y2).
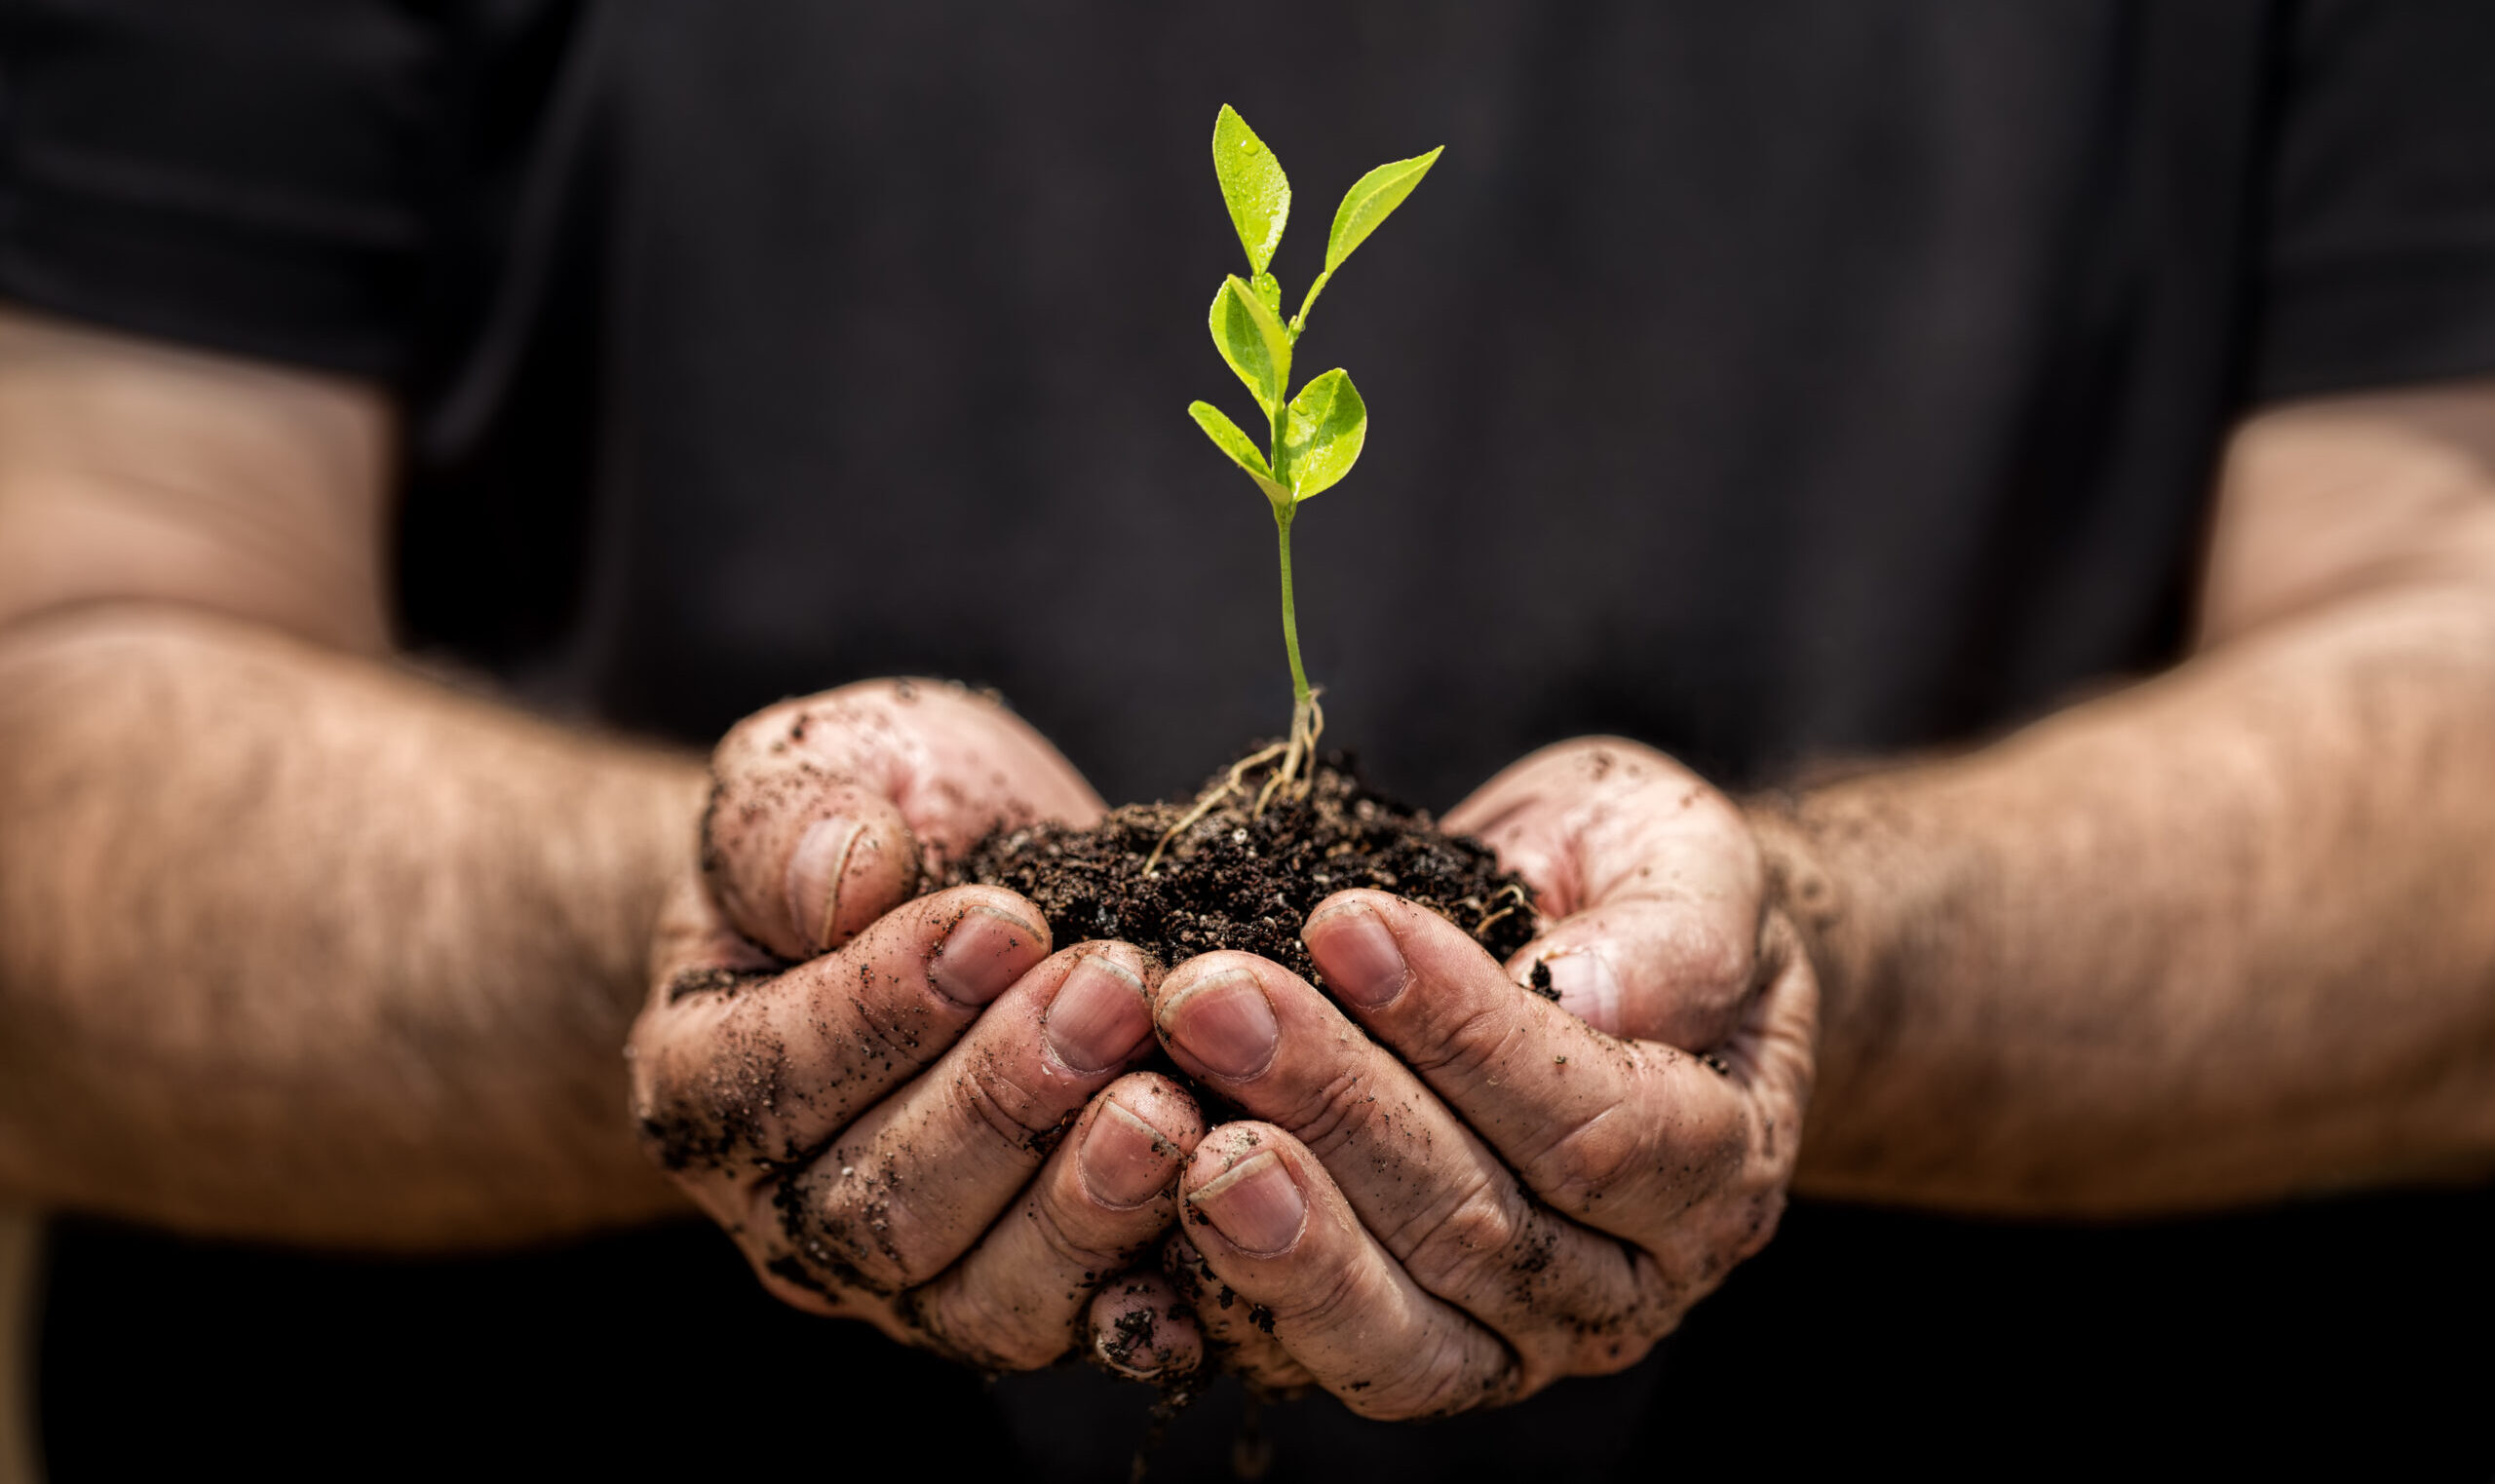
(1250, 271, 1283, 320)
(1208, 275, 1292, 417)
(1212, 105, 1290, 276)
(1189, 400, 1290, 507)
(1324, 145, 1442, 275)
(1280, 367, 1366, 501)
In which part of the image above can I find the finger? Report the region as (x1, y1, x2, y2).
(1088, 1269, 1207, 1384)
(1302, 891, 1777, 1247)
(1151, 952, 1651, 1373)
(1523, 896, 1758, 1047)
(1178, 1123, 1520, 1421)
(1445, 738, 1760, 1044)
(631, 884, 1051, 1191)
(705, 760, 920, 960)
(910, 1071, 1207, 1371)
(708, 681, 1102, 957)
(772, 942, 1162, 1294)
(1160, 1229, 1314, 1390)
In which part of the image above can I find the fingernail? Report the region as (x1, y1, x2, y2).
(785, 816, 863, 950)
(1306, 905, 1406, 1009)
(1046, 956, 1153, 1075)
(1542, 947, 1623, 1034)
(930, 903, 1044, 1006)
(1159, 970, 1279, 1080)
(1188, 1151, 1306, 1256)
(1080, 1100, 1180, 1208)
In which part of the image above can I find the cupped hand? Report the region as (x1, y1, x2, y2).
(1118, 738, 1815, 1416)
(628, 680, 1207, 1377)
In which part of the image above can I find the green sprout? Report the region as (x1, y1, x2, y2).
(1188, 104, 1441, 808)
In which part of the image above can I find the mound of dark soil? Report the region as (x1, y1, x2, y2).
(947, 751, 1539, 983)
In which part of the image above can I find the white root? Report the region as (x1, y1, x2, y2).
(1143, 742, 1286, 877)
(1141, 692, 1327, 878)
(1251, 692, 1324, 818)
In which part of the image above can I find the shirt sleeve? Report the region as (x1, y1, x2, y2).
(2248, 0, 2495, 402)
(0, 0, 573, 388)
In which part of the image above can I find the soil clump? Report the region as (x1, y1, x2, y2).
(947, 750, 1539, 982)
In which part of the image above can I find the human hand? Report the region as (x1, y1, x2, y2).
(629, 680, 1207, 1377)
(1126, 738, 1814, 1415)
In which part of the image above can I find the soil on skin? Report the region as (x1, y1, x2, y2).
(946, 749, 1541, 982)
(945, 746, 1544, 1470)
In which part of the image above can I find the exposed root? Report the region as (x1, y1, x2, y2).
(1140, 693, 1326, 877)
(1473, 882, 1530, 935)
(1251, 693, 1324, 818)
(1143, 742, 1286, 877)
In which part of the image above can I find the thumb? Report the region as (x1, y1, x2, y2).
(1511, 895, 1756, 1048)
(1452, 739, 1764, 1046)
(702, 761, 921, 961)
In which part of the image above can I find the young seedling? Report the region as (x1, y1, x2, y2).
(1189, 103, 1440, 811)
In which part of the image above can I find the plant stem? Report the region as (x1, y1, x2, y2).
(1275, 504, 1310, 709)
(1289, 268, 1334, 343)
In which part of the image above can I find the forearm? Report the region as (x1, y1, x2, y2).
(1765, 581, 2495, 1214)
(0, 606, 704, 1245)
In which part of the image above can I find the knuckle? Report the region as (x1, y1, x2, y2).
(1346, 1340, 1516, 1422)
(843, 967, 956, 1075)
(1401, 1002, 1528, 1084)
(1265, 1240, 1372, 1333)
(948, 1050, 1069, 1159)
(911, 1278, 1066, 1372)
(1273, 1067, 1386, 1157)
(1025, 1186, 1149, 1278)
(777, 1159, 919, 1293)
(1392, 1174, 1524, 1293)
(1527, 1103, 1655, 1210)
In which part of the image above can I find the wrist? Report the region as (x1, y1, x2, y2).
(1743, 782, 1895, 1148)
(612, 749, 712, 990)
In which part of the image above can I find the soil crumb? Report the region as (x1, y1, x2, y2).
(947, 749, 1537, 982)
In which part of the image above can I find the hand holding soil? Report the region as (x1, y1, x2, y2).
(628, 116, 1815, 1417)
(627, 680, 1209, 1375)
(1131, 738, 1818, 1418)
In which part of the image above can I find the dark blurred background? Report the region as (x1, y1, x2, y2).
(5, 0, 2494, 1477)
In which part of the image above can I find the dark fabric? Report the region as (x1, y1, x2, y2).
(2251, 0, 2495, 400)
(0, 0, 580, 386)
(9, 1, 2495, 1478)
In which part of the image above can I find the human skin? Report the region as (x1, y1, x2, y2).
(1128, 376, 2495, 1414)
(0, 307, 706, 1243)
(627, 682, 1210, 1369)
(0, 307, 1201, 1375)
(8, 295, 2495, 1408)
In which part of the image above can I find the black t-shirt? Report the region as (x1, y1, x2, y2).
(9, 2, 2495, 1477)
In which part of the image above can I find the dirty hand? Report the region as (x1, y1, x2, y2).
(1128, 738, 1815, 1416)
(629, 679, 1206, 1377)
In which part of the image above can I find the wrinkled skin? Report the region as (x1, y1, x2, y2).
(1130, 739, 1816, 1417)
(627, 680, 1207, 1376)
(635, 691, 1809, 1407)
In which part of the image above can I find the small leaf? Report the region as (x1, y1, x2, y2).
(1324, 145, 1442, 275)
(1189, 400, 1290, 507)
(1281, 368, 1366, 501)
(1208, 275, 1292, 417)
(1250, 271, 1283, 320)
(1212, 105, 1290, 276)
